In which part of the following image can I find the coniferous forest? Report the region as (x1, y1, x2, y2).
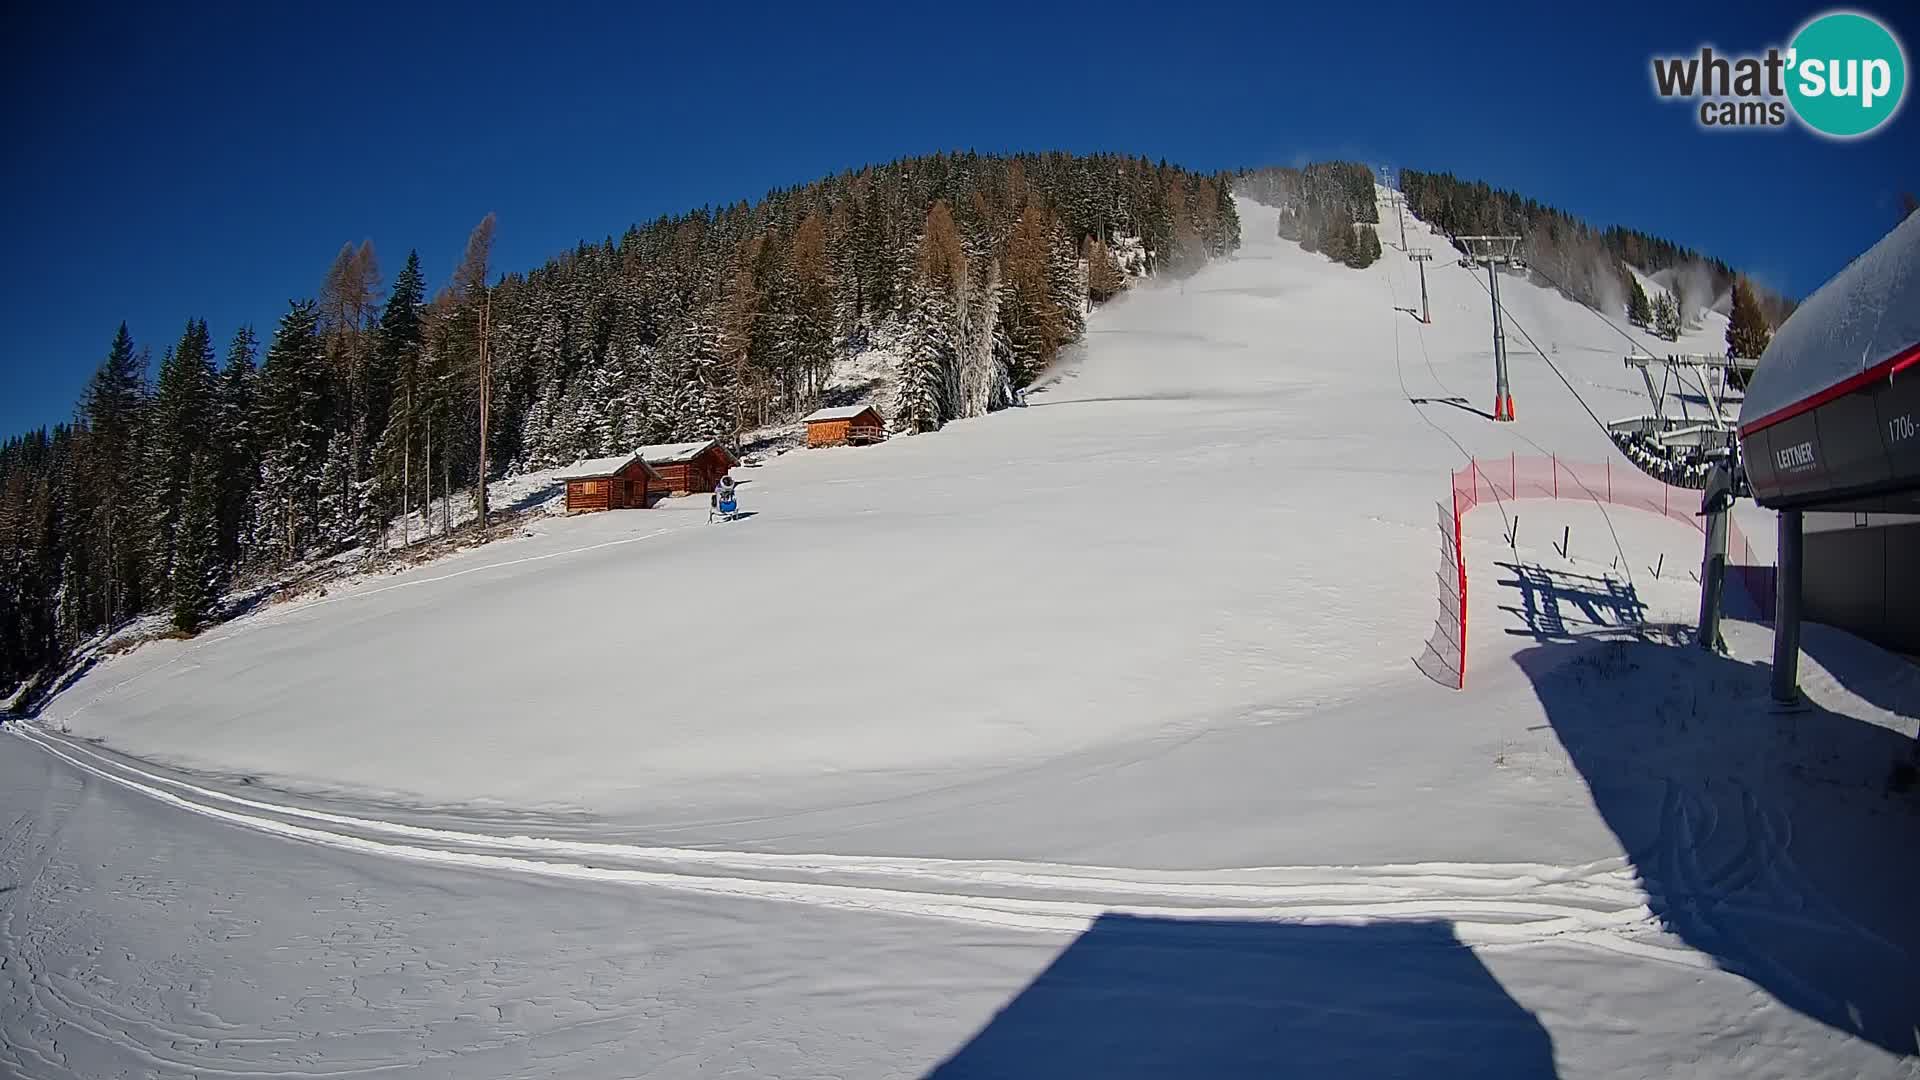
(1237, 164, 1383, 268)
(0, 151, 1241, 692)
(1397, 169, 1796, 328)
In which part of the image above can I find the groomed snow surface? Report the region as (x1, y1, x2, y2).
(5, 196, 1918, 1077)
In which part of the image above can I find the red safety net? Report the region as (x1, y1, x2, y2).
(1420, 455, 1772, 690)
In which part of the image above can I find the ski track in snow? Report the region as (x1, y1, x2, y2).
(12, 723, 1709, 964)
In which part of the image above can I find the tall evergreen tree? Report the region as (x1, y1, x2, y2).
(898, 202, 966, 432)
(1045, 215, 1087, 347)
(1653, 292, 1681, 341)
(1084, 236, 1127, 303)
(144, 319, 218, 592)
(898, 278, 958, 434)
(1725, 276, 1773, 389)
(79, 324, 149, 624)
(788, 210, 836, 404)
(370, 251, 427, 536)
(213, 326, 260, 567)
(169, 454, 221, 635)
(1319, 206, 1355, 265)
(1725, 276, 1773, 359)
(254, 301, 331, 565)
(1000, 206, 1061, 388)
(1345, 223, 1381, 269)
(1627, 276, 1653, 327)
(380, 251, 427, 358)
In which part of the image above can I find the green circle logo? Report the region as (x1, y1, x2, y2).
(1787, 11, 1907, 138)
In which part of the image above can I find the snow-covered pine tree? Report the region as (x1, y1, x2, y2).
(1725, 276, 1772, 359)
(79, 324, 150, 623)
(365, 252, 425, 530)
(253, 301, 331, 567)
(1627, 276, 1653, 327)
(143, 319, 217, 594)
(999, 206, 1062, 389)
(514, 366, 566, 470)
(573, 359, 619, 459)
(1210, 177, 1242, 256)
(897, 277, 958, 434)
(741, 231, 788, 423)
(1159, 182, 1205, 276)
(1725, 276, 1772, 389)
(544, 374, 596, 465)
(951, 256, 1001, 420)
(1346, 223, 1381, 269)
(1653, 292, 1681, 341)
(316, 428, 354, 547)
(636, 341, 688, 449)
(1320, 206, 1355, 265)
(169, 453, 221, 635)
(788, 210, 836, 407)
(660, 305, 737, 441)
(1670, 270, 1707, 332)
(603, 298, 655, 452)
(895, 201, 967, 433)
(1047, 215, 1087, 344)
(213, 327, 260, 568)
(1085, 236, 1127, 303)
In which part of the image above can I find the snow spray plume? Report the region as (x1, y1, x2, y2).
(1588, 253, 1627, 316)
(1674, 260, 1717, 329)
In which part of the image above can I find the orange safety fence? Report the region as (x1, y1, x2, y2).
(1418, 454, 1774, 690)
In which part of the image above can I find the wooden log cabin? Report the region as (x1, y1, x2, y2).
(802, 405, 887, 448)
(557, 452, 661, 513)
(639, 440, 740, 495)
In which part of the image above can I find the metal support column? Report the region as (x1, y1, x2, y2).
(1696, 463, 1731, 652)
(1459, 235, 1520, 421)
(1410, 249, 1433, 324)
(1488, 260, 1510, 420)
(1771, 509, 1803, 704)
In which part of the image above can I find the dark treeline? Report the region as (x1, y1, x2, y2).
(1, 151, 1239, 693)
(1397, 169, 1796, 330)
(1236, 163, 1382, 268)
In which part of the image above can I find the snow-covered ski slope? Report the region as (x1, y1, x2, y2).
(32, 197, 1741, 825)
(12, 195, 1920, 1076)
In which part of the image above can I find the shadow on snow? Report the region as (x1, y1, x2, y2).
(1520, 632, 1920, 1056)
(925, 914, 1557, 1079)
(1495, 561, 1649, 643)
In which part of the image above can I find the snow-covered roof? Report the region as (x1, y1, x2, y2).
(555, 453, 656, 482)
(638, 440, 738, 465)
(1740, 213, 1920, 434)
(802, 404, 881, 424)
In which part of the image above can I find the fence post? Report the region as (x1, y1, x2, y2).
(1552, 454, 1558, 498)
(1606, 460, 1612, 502)
(1453, 474, 1468, 690)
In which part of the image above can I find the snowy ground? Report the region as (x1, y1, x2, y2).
(6, 196, 1918, 1076)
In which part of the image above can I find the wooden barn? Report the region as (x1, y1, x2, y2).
(802, 405, 887, 448)
(556, 452, 661, 513)
(639, 440, 740, 495)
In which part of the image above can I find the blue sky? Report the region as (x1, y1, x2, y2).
(3, 0, 1915, 438)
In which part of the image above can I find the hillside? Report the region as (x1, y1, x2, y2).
(26, 193, 1749, 820)
(9, 192, 1920, 1076)
(0, 152, 1240, 694)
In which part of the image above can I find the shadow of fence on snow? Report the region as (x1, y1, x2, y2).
(1494, 561, 1648, 643)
